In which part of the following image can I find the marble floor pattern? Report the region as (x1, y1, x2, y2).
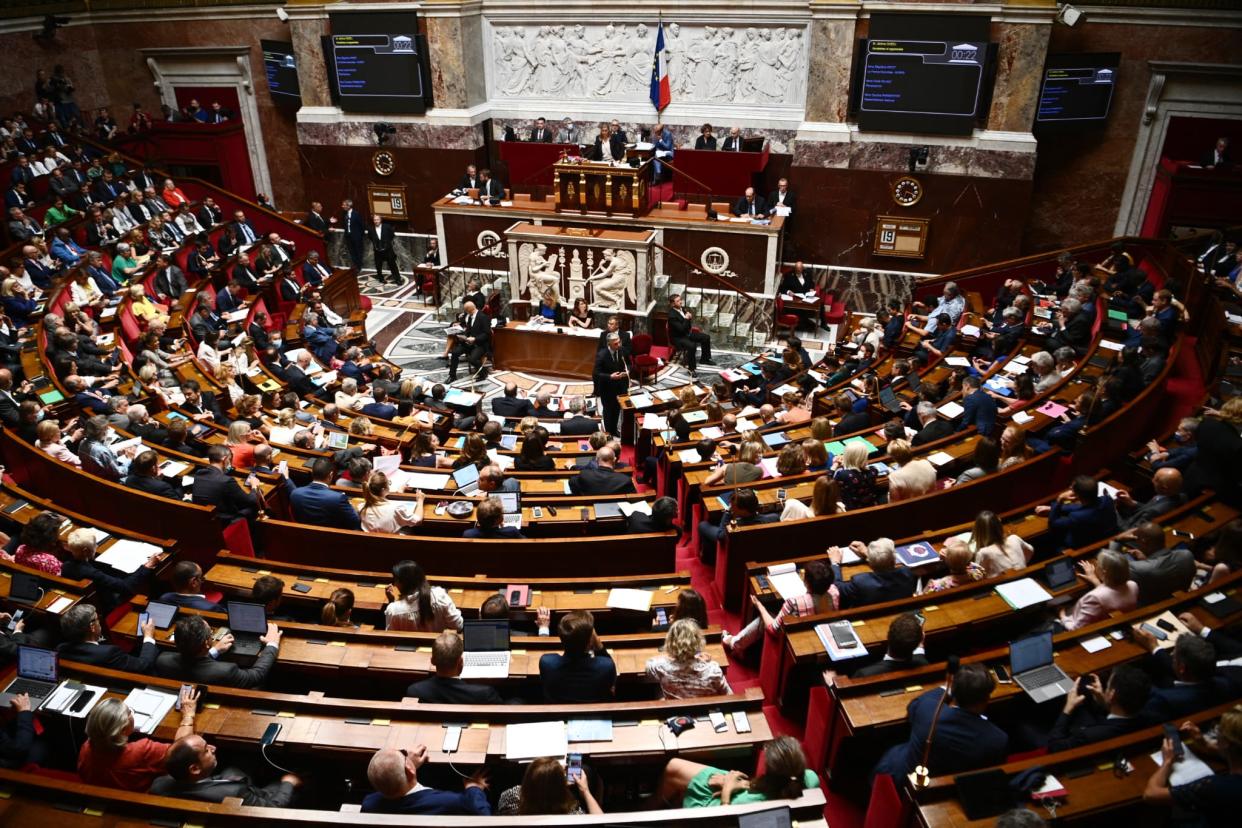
(356, 268, 833, 404)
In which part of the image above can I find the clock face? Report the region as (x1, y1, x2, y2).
(893, 176, 923, 207)
(372, 151, 397, 177)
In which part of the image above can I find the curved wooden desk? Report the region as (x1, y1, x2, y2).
(492, 322, 600, 379)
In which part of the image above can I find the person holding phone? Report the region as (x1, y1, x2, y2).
(497, 756, 603, 815)
(78, 686, 199, 790)
(1143, 705, 1242, 822)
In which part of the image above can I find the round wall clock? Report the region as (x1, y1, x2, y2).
(372, 150, 397, 176)
(893, 176, 923, 207)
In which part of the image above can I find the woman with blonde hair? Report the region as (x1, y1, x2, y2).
(887, 438, 937, 502)
(225, 420, 264, 469)
(321, 588, 356, 627)
(1058, 549, 1138, 631)
(809, 415, 832, 442)
(1143, 702, 1242, 818)
(272, 408, 297, 428)
(516, 415, 538, 437)
(77, 686, 199, 791)
(128, 284, 168, 325)
(704, 440, 762, 486)
(214, 362, 244, 405)
(645, 619, 731, 699)
(349, 416, 374, 437)
(921, 538, 984, 593)
(679, 387, 699, 408)
(832, 440, 880, 509)
(359, 472, 424, 534)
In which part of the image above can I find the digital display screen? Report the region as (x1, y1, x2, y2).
(1036, 53, 1120, 125)
(261, 40, 301, 103)
(327, 11, 428, 114)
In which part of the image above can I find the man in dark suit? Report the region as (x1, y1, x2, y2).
(588, 125, 625, 163)
(1136, 631, 1220, 723)
(538, 611, 616, 703)
(158, 561, 226, 613)
(852, 613, 929, 678)
(594, 332, 630, 436)
(405, 631, 503, 704)
(366, 214, 399, 284)
(1184, 401, 1242, 506)
(339, 198, 364, 269)
(57, 604, 159, 674)
(1047, 665, 1150, 752)
(668, 293, 713, 371)
(195, 196, 223, 228)
(697, 488, 776, 564)
(448, 301, 490, 383)
(721, 126, 744, 152)
(732, 187, 766, 218)
(191, 446, 261, 525)
(625, 496, 679, 535)
(457, 164, 479, 191)
(779, 261, 815, 295)
(230, 209, 260, 246)
(829, 540, 916, 609)
(956, 375, 998, 436)
(528, 117, 553, 142)
(214, 279, 245, 316)
(767, 177, 796, 217)
(156, 614, 281, 689)
(360, 386, 398, 420)
(1036, 476, 1119, 552)
(477, 169, 503, 204)
(290, 457, 362, 530)
(124, 450, 183, 499)
(462, 498, 525, 539)
(4, 183, 31, 211)
(181, 380, 228, 424)
(1046, 297, 1092, 355)
(361, 744, 488, 815)
(302, 251, 332, 286)
(1201, 136, 1231, 169)
(596, 315, 632, 354)
(303, 201, 328, 233)
(285, 351, 329, 399)
(873, 664, 1008, 781)
(568, 447, 635, 495)
(151, 734, 300, 807)
(559, 397, 597, 436)
(1114, 468, 1184, 532)
(491, 383, 534, 418)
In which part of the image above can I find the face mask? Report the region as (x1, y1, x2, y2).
(1173, 432, 1188, 443)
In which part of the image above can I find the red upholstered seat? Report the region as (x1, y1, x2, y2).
(631, 333, 661, 384)
(864, 773, 911, 828)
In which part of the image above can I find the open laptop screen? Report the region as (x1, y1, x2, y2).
(463, 620, 510, 652)
(878, 386, 899, 410)
(452, 463, 480, 490)
(227, 601, 268, 635)
(17, 646, 57, 682)
(497, 492, 520, 514)
(1009, 632, 1053, 675)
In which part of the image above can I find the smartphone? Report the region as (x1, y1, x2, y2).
(1163, 723, 1184, 760)
(1170, 529, 1195, 540)
(69, 690, 93, 713)
(532, 506, 544, 519)
(175, 684, 192, 712)
(580, 507, 588, 520)
(260, 722, 282, 747)
(137, 612, 150, 634)
(709, 710, 728, 733)
(994, 664, 1012, 684)
(566, 753, 583, 783)
(5, 610, 23, 633)
(654, 608, 668, 627)
(777, 488, 787, 502)
(1156, 618, 1177, 633)
(1140, 622, 1169, 641)
(1077, 675, 1091, 694)
(732, 710, 752, 733)
(913, 610, 925, 625)
(547, 505, 558, 516)
(291, 583, 312, 594)
(829, 622, 855, 648)
(442, 724, 462, 753)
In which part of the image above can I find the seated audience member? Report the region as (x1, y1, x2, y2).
(954, 436, 1001, 485)
(1035, 475, 1119, 551)
(914, 313, 956, 361)
(853, 613, 929, 677)
(1114, 522, 1196, 604)
(1134, 630, 1220, 723)
(726, 560, 836, 653)
(539, 610, 616, 703)
(513, 429, 553, 471)
(781, 476, 845, 520)
(191, 445, 260, 525)
(383, 559, 463, 632)
(1115, 468, 1185, 531)
(58, 603, 158, 673)
(626, 495, 679, 534)
(2, 510, 63, 575)
(359, 472, 424, 534)
(289, 456, 362, 529)
(645, 619, 732, 699)
(922, 538, 984, 593)
(61, 527, 157, 615)
(833, 441, 881, 509)
(887, 439, 937, 502)
(873, 664, 1008, 781)
(78, 687, 199, 790)
(155, 614, 281, 689)
(1145, 704, 1242, 826)
(362, 744, 489, 815)
(1058, 550, 1138, 631)
(1203, 518, 1242, 586)
(320, 588, 356, 628)
(957, 375, 998, 436)
(150, 734, 300, 807)
(406, 630, 503, 704)
(1184, 397, 1242, 506)
(911, 400, 954, 447)
(568, 447, 635, 495)
(77, 414, 133, 481)
(492, 382, 534, 418)
(158, 561, 225, 612)
(1144, 417, 1199, 472)
(498, 755, 603, 815)
(664, 589, 710, 631)
(659, 736, 817, 808)
(703, 441, 763, 486)
(830, 537, 916, 609)
(970, 509, 1034, 576)
(697, 488, 776, 564)
(1047, 665, 1150, 752)
(0, 689, 45, 768)
(124, 449, 182, 499)
(463, 496, 525, 539)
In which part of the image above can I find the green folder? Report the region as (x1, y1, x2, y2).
(37, 389, 64, 404)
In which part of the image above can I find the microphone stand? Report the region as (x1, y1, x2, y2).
(910, 655, 959, 790)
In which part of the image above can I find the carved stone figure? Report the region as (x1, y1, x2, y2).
(522, 242, 560, 301)
(587, 248, 637, 310)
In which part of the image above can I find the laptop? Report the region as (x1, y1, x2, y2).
(145, 600, 179, 630)
(1042, 558, 1078, 591)
(226, 601, 268, 658)
(451, 463, 480, 494)
(7, 572, 42, 604)
(498, 492, 522, 530)
(877, 385, 903, 413)
(905, 372, 922, 392)
(738, 806, 793, 828)
(0, 646, 59, 709)
(459, 619, 511, 679)
(1009, 631, 1074, 703)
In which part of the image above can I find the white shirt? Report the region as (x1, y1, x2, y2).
(360, 500, 421, 534)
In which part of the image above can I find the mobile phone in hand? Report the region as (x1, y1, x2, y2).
(1164, 723, 1184, 760)
(567, 753, 583, 783)
(138, 612, 150, 634)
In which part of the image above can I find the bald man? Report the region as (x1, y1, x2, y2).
(1116, 468, 1184, 531)
(568, 446, 636, 496)
(361, 743, 489, 815)
(448, 300, 490, 383)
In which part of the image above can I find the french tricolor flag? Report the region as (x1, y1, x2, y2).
(650, 22, 671, 112)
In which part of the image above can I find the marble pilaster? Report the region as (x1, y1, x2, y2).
(289, 16, 332, 109)
(987, 21, 1053, 133)
(804, 17, 856, 124)
(426, 15, 471, 110)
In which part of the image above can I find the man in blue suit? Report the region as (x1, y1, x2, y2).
(157, 561, 226, 613)
(1134, 630, 1221, 724)
(873, 664, 1008, 782)
(289, 457, 361, 530)
(956, 375, 998, 436)
(360, 386, 397, 420)
(339, 199, 364, 269)
(539, 610, 616, 703)
(361, 744, 489, 815)
(214, 279, 244, 315)
(339, 346, 375, 385)
(829, 538, 917, 609)
(1036, 475, 1119, 552)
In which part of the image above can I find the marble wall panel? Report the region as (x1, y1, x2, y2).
(804, 18, 855, 124)
(426, 16, 470, 110)
(987, 22, 1052, 135)
(289, 16, 332, 109)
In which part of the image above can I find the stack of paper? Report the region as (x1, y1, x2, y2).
(995, 578, 1053, 610)
(927, 451, 954, 467)
(700, 426, 724, 439)
(607, 588, 654, 612)
(937, 401, 965, 419)
(97, 539, 161, 574)
(123, 687, 178, 734)
(505, 721, 568, 760)
(641, 413, 667, 430)
(944, 356, 972, 367)
(629, 393, 654, 409)
(815, 621, 868, 662)
(567, 719, 613, 742)
(759, 457, 781, 478)
(1002, 361, 1029, 375)
(767, 563, 807, 601)
(42, 682, 105, 718)
(959, 325, 982, 338)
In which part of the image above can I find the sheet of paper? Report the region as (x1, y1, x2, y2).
(607, 588, 654, 612)
(641, 413, 667, 431)
(46, 595, 74, 613)
(1012, 354, 1031, 364)
(958, 325, 981, 338)
(678, 449, 703, 464)
(995, 577, 1053, 610)
(1012, 411, 1034, 425)
(654, 389, 678, 402)
(1002, 361, 1029, 375)
(759, 457, 780, 478)
(505, 721, 568, 761)
(372, 454, 402, 475)
(42, 682, 106, 718)
(629, 394, 654, 409)
(699, 426, 724, 439)
(937, 401, 964, 419)
(617, 500, 651, 517)
(1098, 340, 1124, 351)
(945, 356, 971, 367)
(1080, 636, 1112, 653)
(770, 571, 808, 602)
(926, 451, 954, 467)
(159, 460, 190, 478)
(567, 719, 614, 742)
(97, 539, 161, 574)
(815, 622, 868, 662)
(773, 205, 791, 217)
(122, 687, 178, 734)
(840, 547, 862, 565)
(1150, 746, 1215, 787)
(400, 472, 451, 491)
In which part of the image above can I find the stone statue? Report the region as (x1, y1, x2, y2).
(517, 242, 561, 302)
(587, 248, 637, 310)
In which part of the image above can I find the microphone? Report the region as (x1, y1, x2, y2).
(910, 655, 960, 790)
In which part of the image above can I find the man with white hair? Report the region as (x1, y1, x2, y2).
(827, 537, 917, 608)
(126, 403, 168, 441)
(912, 281, 965, 326)
(593, 331, 630, 436)
(362, 744, 489, 814)
(560, 396, 596, 435)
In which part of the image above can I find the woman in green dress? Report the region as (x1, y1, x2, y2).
(658, 735, 819, 808)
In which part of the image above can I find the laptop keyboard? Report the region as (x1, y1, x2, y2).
(1022, 665, 1064, 688)
(7, 679, 51, 696)
(463, 652, 509, 668)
